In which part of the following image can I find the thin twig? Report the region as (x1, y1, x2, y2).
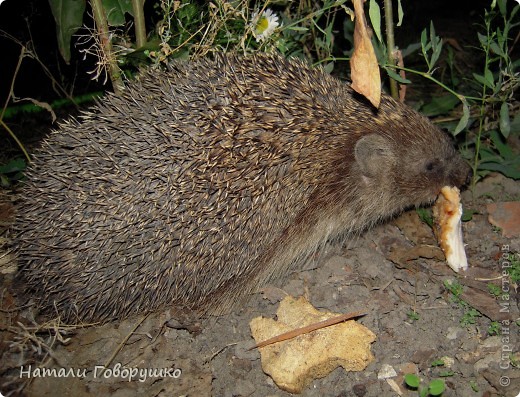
(250, 310, 367, 350)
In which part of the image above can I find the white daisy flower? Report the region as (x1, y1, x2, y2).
(251, 8, 280, 42)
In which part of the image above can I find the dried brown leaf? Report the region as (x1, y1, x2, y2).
(350, 0, 381, 108)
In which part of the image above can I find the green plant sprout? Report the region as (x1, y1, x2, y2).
(444, 280, 485, 327)
(404, 374, 446, 397)
(407, 310, 420, 321)
(444, 279, 464, 302)
(505, 253, 520, 283)
(438, 370, 455, 377)
(430, 359, 454, 377)
(430, 359, 445, 367)
(487, 283, 502, 297)
(460, 308, 482, 327)
(469, 380, 479, 392)
(510, 353, 520, 368)
(488, 321, 501, 335)
(416, 208, 434, 228)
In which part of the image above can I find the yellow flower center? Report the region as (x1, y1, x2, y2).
(256, 16, 269, 34)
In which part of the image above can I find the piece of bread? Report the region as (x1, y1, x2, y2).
(433, 186, 468, 272)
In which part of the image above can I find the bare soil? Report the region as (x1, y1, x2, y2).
(0, 173, 519, 397)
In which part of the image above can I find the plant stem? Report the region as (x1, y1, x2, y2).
(384, 0, 398, 99)
(473, 13, 492, 191)
(90, 0, 124, 95)
(384, 64, 478, 101)
(132, 0, 147, 48)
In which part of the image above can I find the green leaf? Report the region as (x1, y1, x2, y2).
(480, 162, 520, 179)
(483, 126, 520, 178)
(401, 42, 421, 57)
(473, 70, 494, 89)
(420, 28, 428, 52)
(490, 39, 504, 58)
(385, 68, 411, 84)
(490, 130, 513, 158)
(472, 73, 487, 87)
(324, 21, 334, 48)
(512, 4, 520, 19)
(439, 370, 455, 377)
(429, 379, 446, 396)
(484, 68, 495, 89)
(286, 26, 309, 32)
(429, 38, 443, 70)
(430, 359, 445, 367)
(429, 21, 436, 46)
(416, 208, 433, 227)
(454, 100, 470, 135)
(498, 0, 507, 16)
(368, 0, 383, 43)
(48, 0, 87, 63)
(499, 102, 510, 138)
(404, 373, 420, 389)
(477, 32, 488, 48)
(323, 62, 334, 74)
(479, 146, 502, 163)
(396, 0, 404, 26)
(0, 158, 26, 174)
(102, 0, 133, 26)
(461, 208, 477, 222)
(470, 380, 480, 392)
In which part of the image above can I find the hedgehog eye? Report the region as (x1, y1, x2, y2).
(425, 160, 438, 172)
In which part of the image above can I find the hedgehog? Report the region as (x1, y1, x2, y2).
(14, 53, 471, 323)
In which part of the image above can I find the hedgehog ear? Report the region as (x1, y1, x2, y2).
(354, 134, 396, 177)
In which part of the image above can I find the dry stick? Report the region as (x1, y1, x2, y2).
(509, 30, 520, 55)
(396, 48, 406, 102)
(1, 45, 24, 120)
(1, 45, 30, 161)
(249, 310, 367, 350)
(102, 314, 149, 371)
(22, 18, 79, 105)
(0, 119, 30, 162)
(90, 0, 124, 95)
(172, 26, 206, 56)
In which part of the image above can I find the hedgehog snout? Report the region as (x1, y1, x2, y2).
(449, 158, 472, 190)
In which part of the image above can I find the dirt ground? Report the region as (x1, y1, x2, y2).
(0, 173, 518, 397)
